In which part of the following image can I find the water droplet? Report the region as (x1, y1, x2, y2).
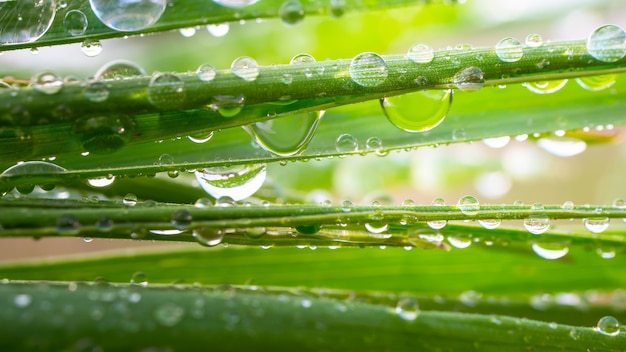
(64, 10, 88, 36)
(179, 27, 196, 37)
(89, 0, 166, 31)
(365, 137, 387, 156)
(213, 0, 259, 8)
(522, 80, 568, 94)
(453, 66, 484, 92)
(407, 43, 434, 63)
(279, 0, 304, 26)
(525, 33, 543, 47)
(596, 316, 620, 336)
(349, 52, 388, 87)
(381, 90, 452, 133)
(524, 203, 550, 234)
(532, 241, 569, 260)
(171, 209, 192, 230)
(335, 134, 358, 153)
(0, 0, 56, 44)
(231, 56, 259, 82)
(448, 235, 472, 249)
(452, 128, 466, 141)
(187, 131, 213, 144)
(194, 198, 213, 208)
(95, 60, 146, 80)
(364, 222, 389, 234)
(207, 23, 229, 37)
(583, 217, 609, 233)
(87, 176, 115, 187)
(32, 71, 63, 95)
(427, 198, 447, 230)
(537, 137, 587, 157)
(96, 216, 114, 232)
(1, 161, 66, 179)
(482, 136, 510, 149)
(14, 293, 32, 308)
(597, 247, 616, 259)
(211, 94, 244, 117)
(215, 196, 235, 207)
(244, 111, 324, 157)
(562, 201, 574, 211)
(57, 214, 80, 235)
(83, 237, 94, 243)
(81, 40, 103, 57)
(495, 37, 523, 62)
(73, 115, 134, 154)
(84, 81, 110, 102)
(457, 195, 479, 216)
(460, 290, 482, 307)
(195, 164, 266, 201)
(395, 298, 419, 321)
(197, 64, 216, 82)
(192, 227, 224, 247)
(587, 25, 626, 63)
(130, 272, 147, 286)
(575, 75, 617, 91)
(147, 72, 186, 110)
(478, 219, 501, 229)
(154, 303, 185, 326)
(123, 193, 137, 207)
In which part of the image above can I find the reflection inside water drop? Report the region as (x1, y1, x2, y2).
(195, 164, 266, 201)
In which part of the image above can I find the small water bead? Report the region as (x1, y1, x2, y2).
(81, 40, 103, 57)
(447, 235, 472, 249)
(245, 110, 324, 157)
(73, 115, 134, 154)
(531, 242, 569, 260)
(197, 64, 216, 82)
(349, 52, 388, 87)
(537, 137, 587, 157)
(482, 136, 510, 149)
(179, 27, 196, 37)
(576, 75, 617, 91)
(364, 222, 389, 234)
(187, 131, 214, 144)
(525, 33, 543, 47)
(562, 201, 575, 211)
(478, 219, 501, 229)
(95, 60, 146, 80)
(407, 43, 434, 64)
(523, 80, 568, 94)
(194, 198, 213, 208)
(207, 23, 229, 37)
(524, 204, 550, 235)
(395, 298, 419, 321)
(231, 56, 259, 82)
(89, 0, 166, 31)
(213, 0, 259, 8)
(495, 37, 523, 63)
(14, 293, 32, 308)
(457, 195, 479, 216)
(195, 164, 266, 201)
(335, 134, 358, 154)
(64, 10, 88, 36)
(583, 217, 610, 233)
(381, 90, 452, 133)
(279, 0, 304, 26)
(147, 72, 186, 110)
(32, 71, 63, 95)
(427, 198, 447, 230)
(211, 94, 244, 117)
(597, 247, 616, 259)
(453, 66, 484, 92)
(596, 316, 620, 336)
(87, 176, 115, 187)
(172, 209, 192, 230)
(57, 214, 80, 235)
(123, 193, 138, 207)
(193, 227, 224, 247)
(96, 216, 114, 232)
(0, 0, 56, 44)
(365, 137, 387, 156)
(84, 81, 110, 102)
(587, 25, 626, 63)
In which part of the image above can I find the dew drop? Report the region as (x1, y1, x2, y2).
(447, 235, 472, 249)
(427, 198, 447, 230)
(537, 137, 587, 157)
(244, 111, 324, 157)
(89, 0, 166, 31)
(457, 195, 479, 216)
(197, 64, 216, 82)
(279, 0, 304, 26)
(73, 115, 134, 154)
(453, 66, 484, 92)
(57, 214, 80, 235)
(96, 216, 114, 232)
(531, 241, 569, 260)
(195, 164, 266, 201)
(522, 80, 568, 94)
(130, 271, 147, 286)
(207, 23, 229, 37)
(587, 25, 626, 63)
(407, 43, 434, 64)
(495, 37, 523, 62)
(95, 60, 146, 80)
(583, 217, 609, 233)
(14, 293, 32, 308)
(1, 161, 66, 178)
(524, 203, 550, 235)
(147, 72, 186, 110)
(575, 75, 617, 91)
(154, 303, 185, 326)
(562, 201, 574, 211)
(597, 247, 616, 259)
(194, 198, 213, 208)
(482, 136, 510, 149)
(215, 196, 235, 207)
(171, 209, 192, 230)
(192, 227, 224, 247)
(381, 90, 452, 133)
(525, 33, 543, 47)
(364, 222, 389, 234)
(349, 52, 388, 87)
(211, 94, 244, 117)
(596, 316, 620, 336)
(213, 0, 259, 8)
(335, 134, 358, 153)
(231, 56, 259, 82)
(123, 193, 138, 207)
(395, 298, 419, 321)
(81, 40, 103, 57)
(187, 131, 214, 144)
(32, 71, 63, 95)
(84, 81, 110, 102)
(64, 10, 88, 36)
(0, 0, 56, 44)
(365, 137, 387, 156)
(179, 27, 196, 37)
(478, 219, 501, 229)
(87, 176, 115, 187)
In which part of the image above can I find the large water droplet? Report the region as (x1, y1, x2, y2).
(407, 43, 434, 64)
(522, 80, 568, 94)
(427, 198, 447, 230)
(73, 115, 134, 154)
(192, 227, 224, 247)
(64, 10, 88, 36)
(596, 316, 620, 336)
(381, 90, 452, 133)
(279, 0, 304, 26)
(0, 0, 56, 44)
(495, 37, 523, 62)
(537, 137, 587, 157)
(457, 195, 479, 216)
(89, 0, 166, 31)
(213, 0, 259, 8)
(349, 52, 388, 87)
(81, 40, 103, 57)
(195, 164, 266, 201)
(532, 241, 569, 260)
(447, 235, 472, 249)
(87, 176, 115, 187)
(244, 111, 324, 156)
(575, 75, 617, 91)
(583, 217, 610, 233)
(335, 134, 358, 153)
(147, 72, 186, 110)
(231, 56, 259, 82)
(32, 71, 63, 95)
(395, 298, 419, 321)
(453, 66, 484, 92)
(587, 25, 626, 63)
(524, 203, 550, 235)
(95, 60, 146, 80)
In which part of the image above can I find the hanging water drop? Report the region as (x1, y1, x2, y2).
(427, 198, 447, 230)
(525, 33, 543, 47)
(596, 316, 620, 336)
(95, 60, 146, 80)
(478, 219, 501, 229)
(381, 90, 452, 133)
(453, 66, 484, 92)
(575, 75, 617, 91)
(532, 241, 569, 260)
(447, 235, 472, 249)
(32, 71, 63, 95)
(89, 0, 166, 31)
(522, 80, 568, 94)
(537, 137, 587, 157)
(231, 56, 259, 82)
(587, 25, 626, 63)
(207, 23, 229, 37)
(524, 203, 550, 235)
(213, 0, 259, 8)
(482, 136, 510, 149)
(335, 134, 358, 153)
(64, 10, 88, 36)
(495, 37, 523, 62)
(583, 217, 610, 233)
(179, 27, 196, 37)
(349, 52, 388, 87)
(197, 64, 216, 82)
(193, 227, 224, 247)
(395, 298, 419, 321)
(0, 0, 56, 44)
(187, 131, 214, 144)
(81, 40, 103, 57)
(147, 72, 186, 110)
(211, 95, 244, 117)
(279, 0, 304, 26)
(407, 43, 434, 64)
(195, 164, 266, 201)
(87, 176, 115, 187)
(457, 195, 479, 216)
